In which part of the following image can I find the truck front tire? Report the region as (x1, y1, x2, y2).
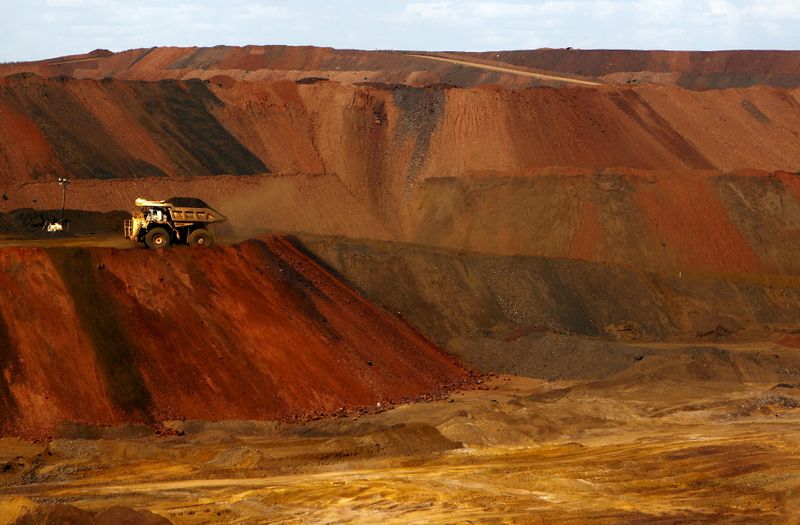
(145, 227, 171, 249)
(188, 228, 213, 247)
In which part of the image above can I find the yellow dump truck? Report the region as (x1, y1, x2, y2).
(124, 197, 227, 249)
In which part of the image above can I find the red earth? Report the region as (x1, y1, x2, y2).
(0, 237, 470, 440)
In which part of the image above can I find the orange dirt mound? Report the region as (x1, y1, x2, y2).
(0, 237, 470, 440)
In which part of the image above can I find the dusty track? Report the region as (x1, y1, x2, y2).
(406, 53, 602, 86)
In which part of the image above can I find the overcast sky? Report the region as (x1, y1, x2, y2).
(1, 0, 798, 62)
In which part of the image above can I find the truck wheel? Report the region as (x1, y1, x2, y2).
(188, 228, 213, 247)
(145, 227, 171, 249)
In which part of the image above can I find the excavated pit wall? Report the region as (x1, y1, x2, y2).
(2, 75, 800, 189)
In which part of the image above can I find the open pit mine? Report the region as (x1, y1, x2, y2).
(1, 46, 800, 523)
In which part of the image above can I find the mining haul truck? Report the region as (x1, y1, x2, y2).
(124, 197, 226, 249)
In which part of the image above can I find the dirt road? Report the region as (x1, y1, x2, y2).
(0, 234, 134, 249)
(406, 53, 603, 86)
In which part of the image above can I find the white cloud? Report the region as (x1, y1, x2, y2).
(238, 4, 291, 19)
(471, 2, 538, 18)
(749, 0, 800, 20)
(403, 2, 460, 20)
(709, 0, 739, 17)
(44, 0, 89, 6)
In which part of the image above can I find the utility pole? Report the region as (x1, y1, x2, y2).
(57, 177, 70, 225)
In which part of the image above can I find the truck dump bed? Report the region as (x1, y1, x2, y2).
(170, 207, 226, 224)
(166, 197, 227, 224)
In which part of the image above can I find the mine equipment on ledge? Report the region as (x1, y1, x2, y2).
(44, 177, 71, 233)
(124, 197, 227, 249)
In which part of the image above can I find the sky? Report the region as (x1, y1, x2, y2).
(1, 0, 798, 62)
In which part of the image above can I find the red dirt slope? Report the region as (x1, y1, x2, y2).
(0, 237, 469, 439)
(0, 74, 267, 184)
(2, 75, 800, 187)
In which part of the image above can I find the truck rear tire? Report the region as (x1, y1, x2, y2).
(145, 227, 171, 249)
(188, 228, 213, 247)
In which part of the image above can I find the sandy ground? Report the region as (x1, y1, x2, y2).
(2, 341, 799, 524)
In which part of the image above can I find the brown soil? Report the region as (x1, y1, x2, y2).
(2, 74, 800, 281)
(8, 169, 800, 277)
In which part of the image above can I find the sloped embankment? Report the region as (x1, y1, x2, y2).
(293, 235, 800, 382)
(7, 169, 800, 277)
(0, 237, 469, 439)
(0, 74, 267, 185)
(296, 235, 800, 344)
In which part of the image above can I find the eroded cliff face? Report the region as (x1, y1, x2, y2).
(0, 237, 469, 439)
